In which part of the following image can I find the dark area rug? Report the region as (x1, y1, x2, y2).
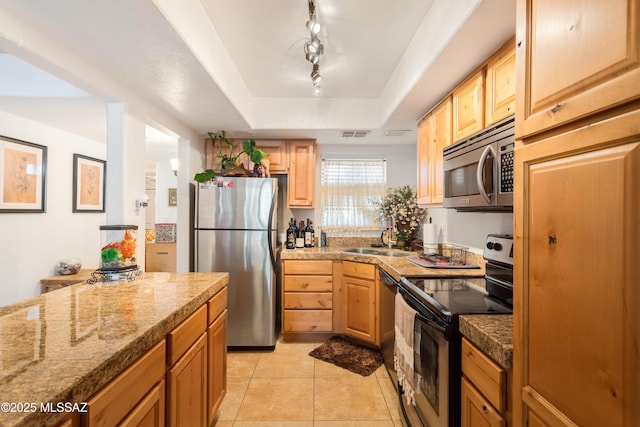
(309, 336, 384, 376)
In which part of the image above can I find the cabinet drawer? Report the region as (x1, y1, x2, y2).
(342, 260, 376, 280)
(284, 292, 332, 309)
(284, 275, 332, 292)
(283, 310, 332, 332)
(84, 341, 166, 427)
(283, 260, 332, 275)
(462, 338, 506, 412)
(167, 305, 207, 366)
(207, 287, 227, 325)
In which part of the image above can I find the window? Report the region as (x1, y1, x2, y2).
(320, 159, 386, 232)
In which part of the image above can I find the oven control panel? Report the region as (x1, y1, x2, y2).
(483, 234, 513, 266)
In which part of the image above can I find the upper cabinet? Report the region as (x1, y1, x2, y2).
(453, 70, 485, 143)
(288, 140, 316, 208)
(515, 0, 640, 139)
(254, 140, 289, 174)
(486, 38, 516, 126)
(417, 97, 451, 205)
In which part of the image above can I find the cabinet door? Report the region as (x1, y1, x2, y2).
(207, 311, 227, 426)
(516, 0, 640, 138)
(343, 275, 376, 344)
(453, 70, 485, 142)
(461, 377, 505, 427)
(417, 113, 432, 205)
(514, 116, 640, 426)
(431, 97, 452, 204)
(288, 140, 316, 208)
(167, 333, 207, 427)
(119, 380, 165, 427)
(256, 140, 289, 174)
(485, 38, 516, 126)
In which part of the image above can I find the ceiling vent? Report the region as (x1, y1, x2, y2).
(340, 130, 370, 138)
(383, 130, 411, 137)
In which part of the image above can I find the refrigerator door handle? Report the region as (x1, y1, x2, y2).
(267, 188, 277, 271)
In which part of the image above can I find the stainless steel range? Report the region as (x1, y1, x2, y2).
(394, 234, 514, 427)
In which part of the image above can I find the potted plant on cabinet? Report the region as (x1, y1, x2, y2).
(193, 131, 267, 183)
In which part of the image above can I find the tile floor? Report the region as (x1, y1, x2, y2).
(212, 337, 402, 426)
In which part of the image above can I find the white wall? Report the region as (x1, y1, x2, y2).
(154, 160, 178, 224)
(426, 206, 513, 253)
(0, 111, 106, 306)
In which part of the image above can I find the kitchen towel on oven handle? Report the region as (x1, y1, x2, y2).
(394, 292, 422, 406)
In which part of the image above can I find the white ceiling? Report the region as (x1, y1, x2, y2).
(0, 0, 515, 147)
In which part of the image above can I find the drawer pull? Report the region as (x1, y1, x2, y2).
(157, 252, 169, 255)
(482, 405, 488, 413)
(550, 103, 566, 113)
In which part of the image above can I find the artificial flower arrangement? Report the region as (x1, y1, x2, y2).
(371, 185, 426, 232)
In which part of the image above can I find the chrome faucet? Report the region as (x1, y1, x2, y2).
(387, 216, 396, 249)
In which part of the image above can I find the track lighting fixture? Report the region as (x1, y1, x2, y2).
(304, 0, 323, 88)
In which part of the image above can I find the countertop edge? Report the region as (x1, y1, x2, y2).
(459, 314, 513, 369)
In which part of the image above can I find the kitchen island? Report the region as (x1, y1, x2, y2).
(0, 272, 228, 426)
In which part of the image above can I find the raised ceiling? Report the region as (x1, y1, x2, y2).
(0, 0, 515, 145)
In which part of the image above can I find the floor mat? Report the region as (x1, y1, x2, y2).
(309, 336, 384, 376)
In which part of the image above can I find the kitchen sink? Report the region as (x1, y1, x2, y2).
(342, 248, 409, 257)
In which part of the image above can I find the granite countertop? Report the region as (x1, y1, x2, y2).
(459, 314, 513, 369)
(280, 246, 486, 280)
(0, 272, 228, 426)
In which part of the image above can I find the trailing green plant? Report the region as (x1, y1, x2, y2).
(193, 131, 267, 182)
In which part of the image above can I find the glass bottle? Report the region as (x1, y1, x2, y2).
(304, 218, 312, 248)
(286, 218, 296, 249)
(296, 221, 305, 248)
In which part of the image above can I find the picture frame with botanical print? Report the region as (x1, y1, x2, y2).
(0, 135, 47, 213)
(72, 154, 106, 212)
(168, 187, 177, 206)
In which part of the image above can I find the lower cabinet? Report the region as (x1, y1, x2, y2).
(207, 288, 228, 425)
(461, 338, 510, 427)
(167, 333, 207, 427)
(83, 341, 166, 427)
(342, 261, 378, 345)
(282, 260, 333, 340)
(82, 287, 228, 427)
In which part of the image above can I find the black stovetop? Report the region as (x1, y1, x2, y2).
(400, 276, 512, 322)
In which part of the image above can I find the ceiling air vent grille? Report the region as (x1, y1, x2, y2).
(340, 130, 370, 138)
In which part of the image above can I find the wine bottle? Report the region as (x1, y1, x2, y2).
(309, 221, 315, 247)
(295, 221, 305, 248)
(304, 218, 312, 248)
(286, 218, 296, 249)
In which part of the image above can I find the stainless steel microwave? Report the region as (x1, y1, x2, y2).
(443, 115, 514, 211)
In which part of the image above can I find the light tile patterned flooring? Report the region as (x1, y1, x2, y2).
(212, 337, 402, 426)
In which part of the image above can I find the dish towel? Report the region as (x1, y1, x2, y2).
(394, 292, 420, 406)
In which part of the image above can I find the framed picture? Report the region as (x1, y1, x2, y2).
(168, 187, 177, 206)
(73, 154, 106, 212)
(0, 135, 47, 213)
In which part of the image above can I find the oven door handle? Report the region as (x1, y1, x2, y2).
(398, 287, 449, 336)
(476, 145, 495, 205)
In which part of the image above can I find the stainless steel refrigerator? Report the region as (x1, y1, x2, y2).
(195, 177, 279, 349)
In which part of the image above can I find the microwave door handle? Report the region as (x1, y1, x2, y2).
(476, 145, 495, 204)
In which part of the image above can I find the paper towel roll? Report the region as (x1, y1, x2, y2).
(423, 223, 438, 244)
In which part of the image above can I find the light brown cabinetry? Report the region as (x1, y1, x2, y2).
(515, 0, 640, 139)
(417, 98, 452, 205)
(514, 3, 640, 424)
(255, 140, 289, 174)
(282, 260, 333, 339)
(342, 261, 379, 345)
(288, 140, 316, 208)
(461, 338, 509, 427)
(83, 341, 166, 427)
(485, 38, 516, 126)
(207, 288, 228, 425)
(166, 305, 208, 427)
(514, 116, 640, 426)
(145, 243, 176, 272)
(453, 70, 485, 142)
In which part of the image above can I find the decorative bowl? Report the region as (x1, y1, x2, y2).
(56, 258, 82, 275)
